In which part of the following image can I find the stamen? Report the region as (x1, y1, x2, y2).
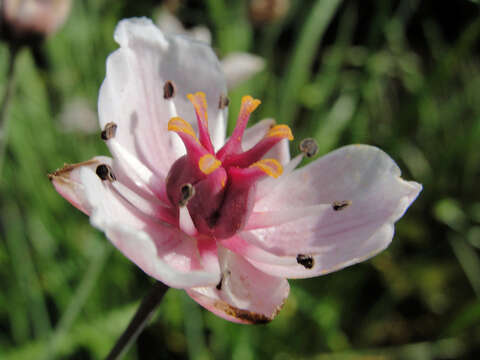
(199, 154, 221, 175)
(110, 179, 177, 225)
(188, 92, 214, 153)
(218, 95, 230, 109)
(217, 95, 261, 159)
(96, 164, 116, 181)
(168, 117, 197, 140)
(187, 92, 208, 126)
(163, 81, 179, 120)
(108, 138, 166, 200)
(266, 125, 294, 140)
(179, 206, 198, 236)
(299, 138, 319, 158)
(212, 106, 227, 152)
(249, 158, 282, 178)
(222, 127, 294, 168)
(332, 200, 352, 211)
(296, 254, 314, 269)
(101, 122, 117, 141)
(163, 80, 176, 99)
(241, 95, 261, 114)
(168, 117, 214, 169)
(179, 183, 195, 207)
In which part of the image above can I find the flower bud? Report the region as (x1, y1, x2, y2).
(249, 0, 290, 25)
(1, 0, 72, 45)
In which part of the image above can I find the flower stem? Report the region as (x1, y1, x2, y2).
(105, 281, 169, 360)
(0, 45, 18, 138)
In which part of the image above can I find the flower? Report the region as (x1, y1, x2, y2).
(1, 0, 72, 44)
(49, 18, 422, 324)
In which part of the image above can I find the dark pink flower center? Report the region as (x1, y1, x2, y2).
(166, 93, 293, 239)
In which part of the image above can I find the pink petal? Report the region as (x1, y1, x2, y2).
(50, 158, 220, 288)
(98, 18, 227, 182)
(50, 156, 111, 215)
(241, 145, 421, 276)
(223, 228, 394, 279)
(187, 247, 289, 324)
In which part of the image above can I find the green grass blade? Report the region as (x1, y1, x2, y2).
(278, 0, 342, 124)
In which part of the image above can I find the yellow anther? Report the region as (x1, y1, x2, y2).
(168, 117, 197, 140)
(267, 125, 294, 141)
(241, 95, 261, 114)
(250, 158, 283, 178)
(187, 92, 208, 126)
(199, 154, 221, 175)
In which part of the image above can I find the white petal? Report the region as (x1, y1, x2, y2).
(254, 144, 420, 211)
(99, 18, 227, 181)
(223, 228, 393, 279)
(255, 154, 303, 200)
(244, 145, 421, 274)
(187, 246, 289, 323)
(263, 138, 291, 165)
(50, 158, 220, 288)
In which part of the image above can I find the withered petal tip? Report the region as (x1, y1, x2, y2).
(215, 301, 273, 324)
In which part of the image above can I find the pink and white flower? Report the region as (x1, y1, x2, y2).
(50, 18, 421, 324)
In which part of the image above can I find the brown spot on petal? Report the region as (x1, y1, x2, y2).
(48, 159, 99, 182)
(299, 138, 318, 158)
(213, 301, 273, 324)
(179, 183, 195, 207)
(96, 164, 116, 182)
(218, 95, 230, 109)
(332, 200, 352, 211)
(296, 254, 314, 269)
(163, 80, 175, 99)
(101, 122, 117, 140)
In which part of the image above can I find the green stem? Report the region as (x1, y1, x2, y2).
(105, 281, 169, 360)
(0, 46, 17, 132)
(0, 46, 18, 179)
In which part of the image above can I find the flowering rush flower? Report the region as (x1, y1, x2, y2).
(50, 18, 421, 324)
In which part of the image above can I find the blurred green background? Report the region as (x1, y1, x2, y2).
(1, 0, 480, 359)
